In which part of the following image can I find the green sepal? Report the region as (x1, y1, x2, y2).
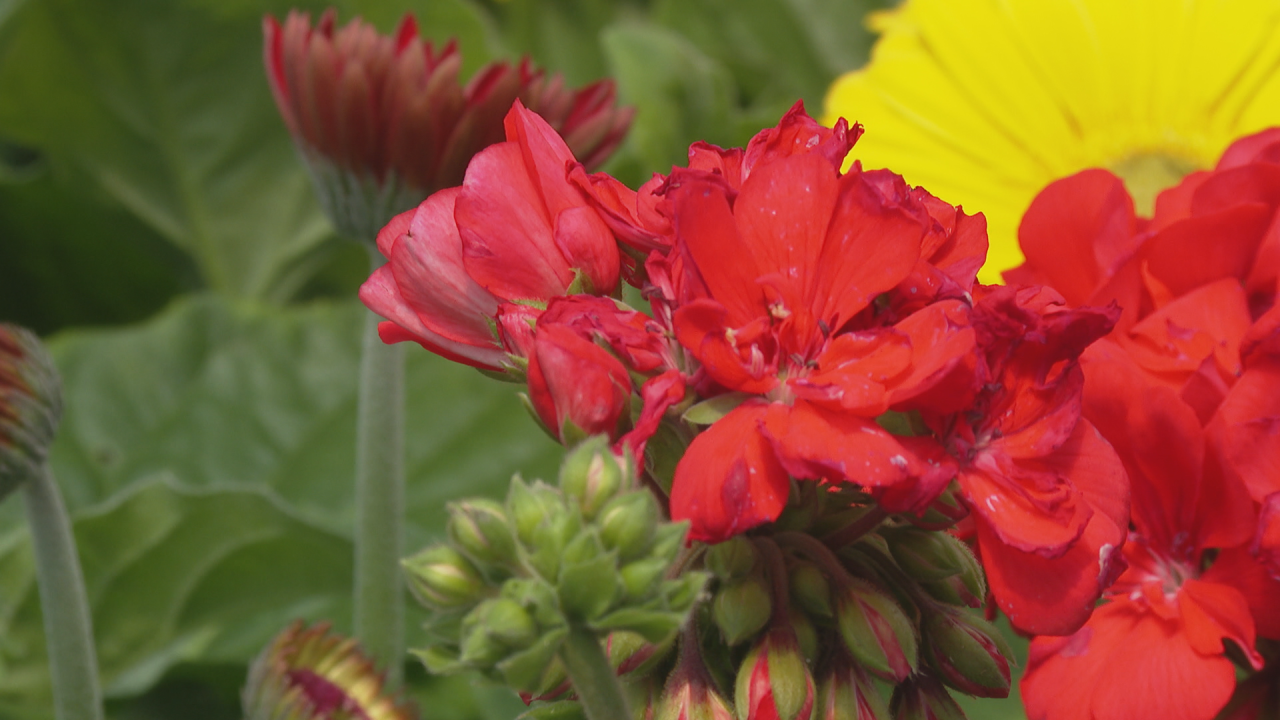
(413, 645, 468, 675)
(498, 627, 569, 693)
(558, 551, 622, 622)
(590, 608, 688, 643)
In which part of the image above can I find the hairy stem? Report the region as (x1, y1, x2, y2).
(23, 465, 103, 720)
(354, 247, 406, 686)
(562, 625, 630, 720)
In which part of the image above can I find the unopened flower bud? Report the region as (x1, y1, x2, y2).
(890, 676, 965, 720)
(713, 575, 772, 645)
(815, 655, 890, 720)
(598, 491, 659, 561)
(0, 324, 61, 500)
(657, 671, 735, 720)
(243, 621, 413, 720)
(402, 544, 485, 609)
(788, 561, 833, 619)
(884, 528, 968, 583)
(923, 609, 1012, 698)
(734, 628, 816, 720)
(508, 477, 566, 546)
(788, 609, 819, 667)
(837, 579, 919, 683)
(559, 436, 627, 519)
(448, 498, 517, 567)
(609, 630, 675, 678)
(705, 536, 757, 581)
(460, 597, 538, 665)
(621, 556, 671, 599)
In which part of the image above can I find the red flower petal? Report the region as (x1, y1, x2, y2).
(1203, 544, 1280, 640)
(670, 402, 790, 543)
(1178, 579, 1263, 669)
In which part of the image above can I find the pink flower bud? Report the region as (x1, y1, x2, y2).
(734, 628, 816, 720)
(922, 609, 1012, 699)
(836, 578, 919, 683)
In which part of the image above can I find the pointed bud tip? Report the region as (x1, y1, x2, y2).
(0, 324, 61, 499)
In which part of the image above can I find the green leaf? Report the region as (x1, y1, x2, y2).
(600, 21, 737, 187)
(0, 169, 195, 335)
(653, 0, 891, 109)
(682, 392, 754, 426)
(0, 0, 337, 300)
(0, 295, 561, 710)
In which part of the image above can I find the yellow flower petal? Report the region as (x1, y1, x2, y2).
(825, 0, 1280, 282)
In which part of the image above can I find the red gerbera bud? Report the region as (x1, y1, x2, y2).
(0, 324, 61, 500)
(242, 621, 415, 720)
(264, 9, 632, 239)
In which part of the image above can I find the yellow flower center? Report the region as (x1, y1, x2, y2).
(1107, 152, 1201, 216)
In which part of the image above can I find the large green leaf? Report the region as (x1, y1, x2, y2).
(652, 0, 891, 110)
(0, 295, 560, 714)
(600, 21, 737, 188)
(0, 0, 498, 304)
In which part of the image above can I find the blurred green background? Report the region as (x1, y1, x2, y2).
(0, 0, 1027, 717)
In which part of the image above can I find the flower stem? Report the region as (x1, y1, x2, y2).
(22, 464, 103, 720)
(562, 624, 630, 720)
(354, 247, 406, 687)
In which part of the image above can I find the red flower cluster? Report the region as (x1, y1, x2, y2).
(362, 99, 1134, 649)
(1010, 131, 1280, 720)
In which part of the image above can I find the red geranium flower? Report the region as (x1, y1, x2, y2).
(1022, 369, 1280, 720)
(657, 130, 983, 543)
(931, 285, 1130, 636)
(359, 101, 620, 371)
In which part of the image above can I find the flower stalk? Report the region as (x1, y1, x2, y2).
(23, 464, 103, 720)
(354, 247, 406, 687)
(561, 624, 631, 720)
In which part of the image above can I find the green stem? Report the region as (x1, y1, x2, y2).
(354, 247, 406, 687)
(22, 465, 103, 720)
(562, 625, 630, 720)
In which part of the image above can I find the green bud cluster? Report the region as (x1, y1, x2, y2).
(404, 437, 706, 699)
(685, 480, 1014, 720)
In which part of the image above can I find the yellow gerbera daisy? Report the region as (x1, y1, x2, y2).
(824, 0, 1280, 281)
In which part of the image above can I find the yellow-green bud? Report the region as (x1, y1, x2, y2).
(402, 544, 486, 610)
(559, 435, 627, 519)
(789, 560, 833, 619)
(508, 477, 565, 546)
(712, 575, 772, 645)
(598, 491, 659, 561)
(448, 498, 517, 567)
(704, 536, 757, 581)
(734, 628, 815, 720)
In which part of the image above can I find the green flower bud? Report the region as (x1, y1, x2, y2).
(836, 578, 919, 683)
(889, 675, 965, 720)
(884, 527, 967, 582)
(243, 621, 414, 720)
(816, 654, 890, 720)
(789, 560, 833, 619)
(526, 506, 583, 580)
(509, 477, 566, 546)
(608, 630, 674, 678)
(704, 536, 757, 581)
(559, 435, 627, 519)
(712, 575, 772, 645)
(0, 324, 62, 500)
(599, 491, 659, 561)
(403, 544, 486, 610)
(448, 498, 517, 567)
(923, 609, 1013, 698)
(657, 670, 735, 720)
(620, 556, 671, 599)
(789, 608, 819, 667)
(734, 628, 815, 720)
